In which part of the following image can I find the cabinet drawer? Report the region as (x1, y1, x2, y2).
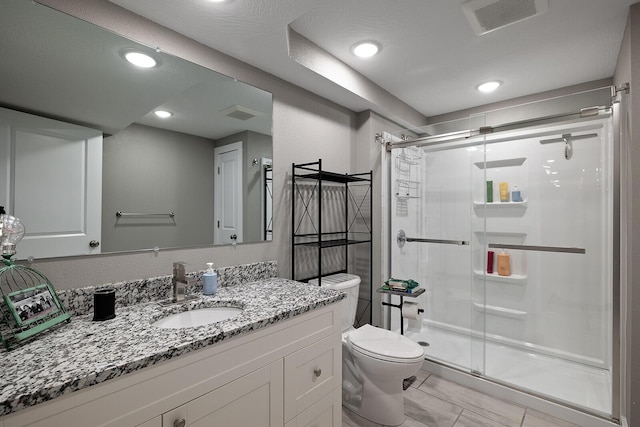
(284, 334, 340, 421)
(284, 389, 341, 427)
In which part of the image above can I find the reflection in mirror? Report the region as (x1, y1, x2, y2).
(0, 1, 273, 260)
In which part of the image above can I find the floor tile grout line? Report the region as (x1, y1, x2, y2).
(451, 409, 463, 427)
(416, 380, 527, 427)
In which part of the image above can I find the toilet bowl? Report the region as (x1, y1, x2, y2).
(343, 324, 424, 425)
(314, 273, 425, 426)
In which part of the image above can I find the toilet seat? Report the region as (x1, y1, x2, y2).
(347, 324, 424, 363)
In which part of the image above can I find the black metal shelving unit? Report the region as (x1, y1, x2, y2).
(291, 159, 373, 321)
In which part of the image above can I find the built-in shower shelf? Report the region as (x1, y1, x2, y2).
(473, 200, 528, 207)
(472, 302, 527, 320)
(473, 270, 527, 284)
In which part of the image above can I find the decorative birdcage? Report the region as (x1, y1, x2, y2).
(0, 209, 70, 350)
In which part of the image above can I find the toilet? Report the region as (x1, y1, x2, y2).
(312, 273, 425, 426)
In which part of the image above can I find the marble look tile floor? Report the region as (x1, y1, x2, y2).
(342, 370, 580, 427)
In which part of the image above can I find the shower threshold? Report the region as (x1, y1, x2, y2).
(402, 325, 611, 417)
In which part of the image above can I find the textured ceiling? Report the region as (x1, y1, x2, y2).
(109, 0, 635, 119)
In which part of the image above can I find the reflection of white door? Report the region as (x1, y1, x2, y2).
(0, 107, 103, 259)
(214, 141, 243, 245)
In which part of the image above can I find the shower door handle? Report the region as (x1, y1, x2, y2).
(397, 230, 469, 248)
(488, 243, 585, 254)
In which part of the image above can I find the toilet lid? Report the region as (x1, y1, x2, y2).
(347, 325, 424, 362)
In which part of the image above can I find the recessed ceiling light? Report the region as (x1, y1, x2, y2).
(477, 81, 501, 93)
(352, 41, 380, 58)
(123, 51, 157, 68)
(154, 110, 173, 119)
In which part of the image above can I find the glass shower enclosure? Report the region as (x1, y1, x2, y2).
(388, 112, 615, 418)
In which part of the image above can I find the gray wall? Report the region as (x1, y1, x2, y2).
(244, 131, 273, 242)
(102, 123, 215, 252)
(355, 110, 406, 328)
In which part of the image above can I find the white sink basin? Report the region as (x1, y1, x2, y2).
(152, 307, 243, 329)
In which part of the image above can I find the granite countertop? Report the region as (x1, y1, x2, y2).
(0, 278, 345, 417)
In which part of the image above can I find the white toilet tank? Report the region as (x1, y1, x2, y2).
(309, 273, 360, 333)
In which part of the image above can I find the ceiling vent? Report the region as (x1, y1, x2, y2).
(462, 0, 548, 35)
(219, 105, 261, 121)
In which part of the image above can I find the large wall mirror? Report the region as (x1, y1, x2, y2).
(0, 1, 273, 260)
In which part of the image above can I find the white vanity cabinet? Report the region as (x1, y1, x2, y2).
(1, 304, 341, 427)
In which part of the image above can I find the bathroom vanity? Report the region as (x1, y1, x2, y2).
(0, 278, 344, 427)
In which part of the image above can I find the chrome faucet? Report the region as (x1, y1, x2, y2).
(172, 262, 188, 303)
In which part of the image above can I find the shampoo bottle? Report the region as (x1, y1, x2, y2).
(486, 181, 493, 203)
(499, 182, 509, 202)
(487, 251, 495, 274)
(512, 185, 522, 202)
(203, 262, 217, 295)
(497, 251, 511, 276)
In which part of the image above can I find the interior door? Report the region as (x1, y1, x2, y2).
(0, 107, 103, 259)
(213, 141, 243, 245)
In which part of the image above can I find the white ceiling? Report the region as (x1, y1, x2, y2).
(107, 0, 636, 120)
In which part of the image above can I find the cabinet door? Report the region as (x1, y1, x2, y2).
(285, 389, 341, 427)
(284, 335, 340, 421)
(137, 416, 161, 427)
(163, 360, 283, 427)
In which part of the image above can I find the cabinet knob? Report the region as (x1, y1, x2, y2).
(313, 368, 322, 377)
(174, 418, 186, 427)
(89, 240, 100, 248)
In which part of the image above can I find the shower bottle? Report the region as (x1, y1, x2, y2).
(497, 251, 511, 276)
(499, 182, 509, 202)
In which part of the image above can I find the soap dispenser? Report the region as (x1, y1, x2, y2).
(203, 262, 217, 295)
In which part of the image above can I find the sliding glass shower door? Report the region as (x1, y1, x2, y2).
(476, 118, 613, 415)
(389, 115, 485, 374)
(389, 114, 614, 417)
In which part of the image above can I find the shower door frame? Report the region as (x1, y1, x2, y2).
(386, 106, 620, 422)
